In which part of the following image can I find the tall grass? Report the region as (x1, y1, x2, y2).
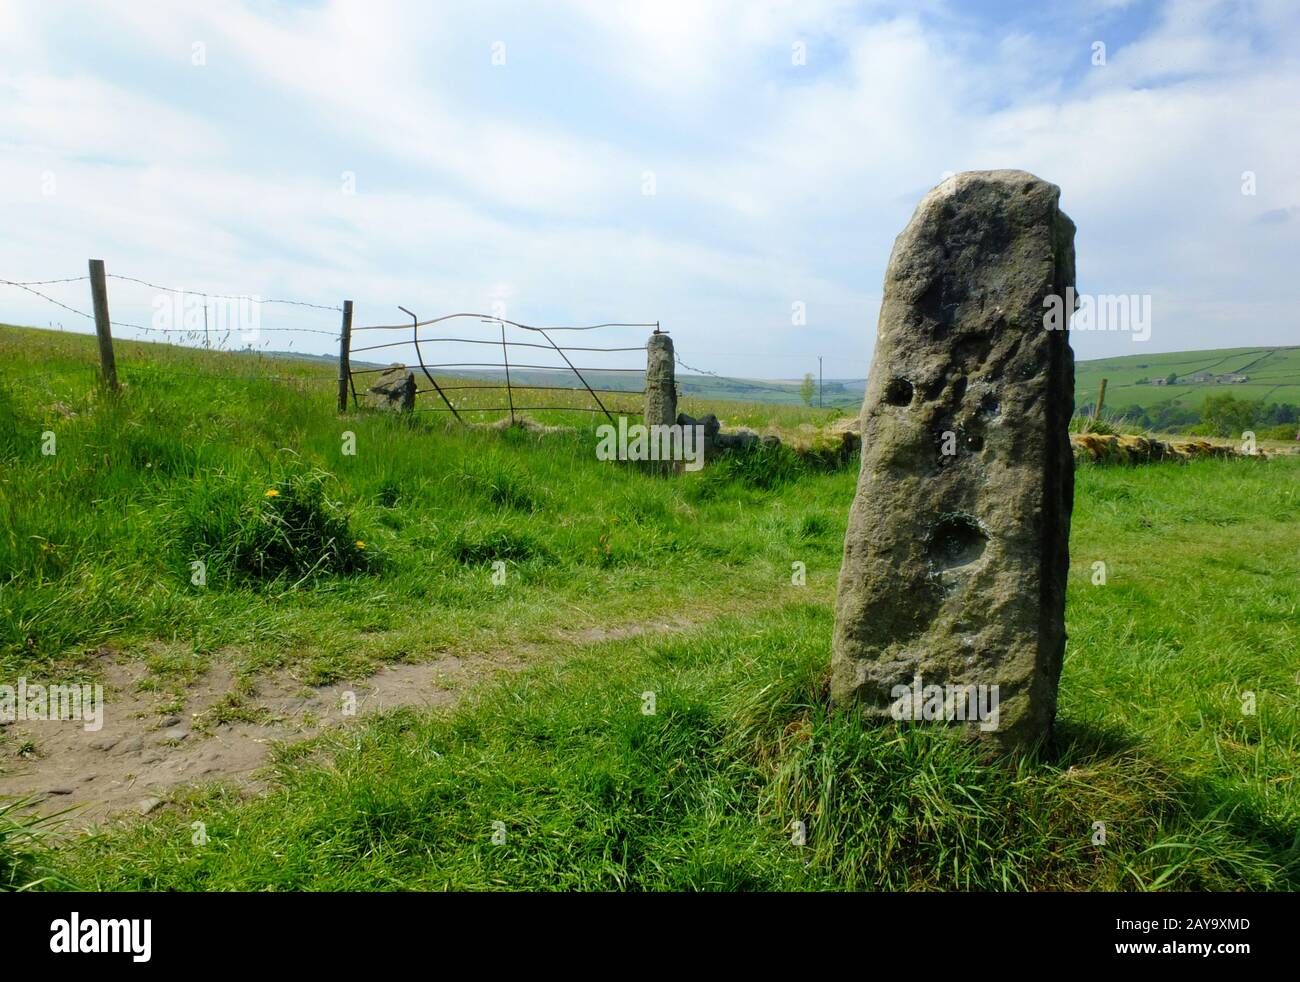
(0, 799, 71, 891)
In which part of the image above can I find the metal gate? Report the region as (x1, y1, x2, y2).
(346, 311, 655, 423)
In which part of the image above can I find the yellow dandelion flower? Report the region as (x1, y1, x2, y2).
(356, 541, 366, 549)
(264, 489, 280, 498)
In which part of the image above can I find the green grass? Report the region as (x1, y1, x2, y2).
(0, 325, 849, 690)
(0, 798, 71, 890)
(2, 324, 1298, 891)
(59, 581, 1300, 889)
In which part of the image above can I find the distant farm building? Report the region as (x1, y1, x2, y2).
(1176, 371, 1250, 384)
(1141, 371, 1249, 386)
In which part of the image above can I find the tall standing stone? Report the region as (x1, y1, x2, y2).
(831, 170, 1076, 750)
(644, 331, 677, 428)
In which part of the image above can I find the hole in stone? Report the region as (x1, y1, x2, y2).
(884, 378, 914, 407)
(978, 393, 1000, 419)
(951, 377, 968, 403)
(965, 433, 984, 452)
(926, 516, 987, 570)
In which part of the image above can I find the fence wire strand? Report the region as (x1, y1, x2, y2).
(0, 278, 96, 320)
(2, 274, 341, 339)
(106, 273, 343, 311)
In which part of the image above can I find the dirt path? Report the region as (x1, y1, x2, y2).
(0, 614, 706, 827)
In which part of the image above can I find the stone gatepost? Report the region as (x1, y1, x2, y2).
(644, 331, 677, 428)
(830, 170, 1076, 750)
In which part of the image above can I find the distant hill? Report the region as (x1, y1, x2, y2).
(1074, 346, 1300, 413)
(398, 364, 861, 408)
(418, 365, 868, 408)
(418, 346, 1300, 415)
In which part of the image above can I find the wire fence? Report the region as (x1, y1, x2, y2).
(0, 271, 343, 345)
(0, 263, 359, 407)
(1, 264, 661, 421)
(3, 262, 833, 417)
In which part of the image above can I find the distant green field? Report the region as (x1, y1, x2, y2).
(1075, 346, 1300, 413)
(426, 364, 865, 409)
(426, 346, 1300, 417)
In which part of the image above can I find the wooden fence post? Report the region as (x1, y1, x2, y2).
(338, 300, 353, 413)
(1090, 377, 1108, 428)
(88, 259, 118, 391)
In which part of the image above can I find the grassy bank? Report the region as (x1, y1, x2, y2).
(1, 325, 1297, 890)
(0, 325, 849, 696)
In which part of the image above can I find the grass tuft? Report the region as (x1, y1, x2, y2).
(174, 466, 374, 587)
(0, 798, 72, 891)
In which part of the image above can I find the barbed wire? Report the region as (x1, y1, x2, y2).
(0, 278, 96, 320)
(3, 275, 90, 286)
(106, 273, 342, 312)
(674, 353, 805, 396)
(1, 276, 340, 339)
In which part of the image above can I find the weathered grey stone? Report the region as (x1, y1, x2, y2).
(830, 169, 1076, 750)
(717, 428, 780, 451)
(675, 411, 720, 457)
(645, 332, 677, 428)
(363, 365, 416, 412)
(828, 416, 862, 452)
(673, 412, 781, 459)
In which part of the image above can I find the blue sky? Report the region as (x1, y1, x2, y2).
(2, 0, 1297, 380)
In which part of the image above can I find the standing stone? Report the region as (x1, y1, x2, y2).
(363, 365, 416, 412)
(831, 170, 1076, 750)
(644, 331, 677, 428)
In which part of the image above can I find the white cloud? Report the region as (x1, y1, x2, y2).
(0, 0, 1296, 377)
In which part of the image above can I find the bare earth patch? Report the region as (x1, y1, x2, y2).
(0, 650, 519, 827)
(0, 607, 745, 827)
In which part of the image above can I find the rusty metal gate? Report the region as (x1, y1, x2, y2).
(345, 310, 655, 423)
